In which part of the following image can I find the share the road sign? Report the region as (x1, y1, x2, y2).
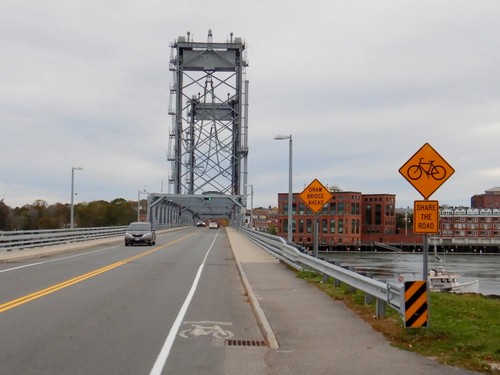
(299, 179, 333, 214)
(399, 143, 454, 199)
(413, 200, 439, 234)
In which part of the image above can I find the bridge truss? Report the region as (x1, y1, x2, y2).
(155, 31, 249, 224)
(168, 30, 249, 196)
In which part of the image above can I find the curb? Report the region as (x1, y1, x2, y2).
(234, 259, 279, 349)
(225, 228, 279, 350)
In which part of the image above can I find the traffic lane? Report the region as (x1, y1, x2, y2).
(0, 229, 219, 374)
(165, 229, 267, 375)
(0, 228, 194, 306)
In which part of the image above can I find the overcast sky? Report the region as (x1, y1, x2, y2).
(1, 0, 499, 210)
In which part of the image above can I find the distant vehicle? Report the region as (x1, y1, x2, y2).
(208, 221, 219, 229)
(197, 221, 206, 227)
(124, 222, 156, 246)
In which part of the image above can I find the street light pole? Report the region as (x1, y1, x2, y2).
(137, 188, 148, 222)
(274, 134, 293, 243)
(245, 184, 254, 229)
(70, 167, 83, 229)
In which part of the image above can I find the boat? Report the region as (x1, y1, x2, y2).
(427, 266, 479, 293)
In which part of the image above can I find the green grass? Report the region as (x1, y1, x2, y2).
(297, 270, 500, 374)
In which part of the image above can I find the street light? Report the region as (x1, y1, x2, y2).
(245, 184, 254, 229)
(70, 167, 83, 229)
(137, 188, 148, 221)
(274, 134, 293, 243)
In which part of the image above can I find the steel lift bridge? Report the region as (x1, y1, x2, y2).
(148, 31, 249, 226)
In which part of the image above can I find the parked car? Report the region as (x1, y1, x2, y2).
(208, 221, 219, 229)
(124, 222, 156, 246)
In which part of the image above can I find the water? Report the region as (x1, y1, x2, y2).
(320, 252, 500, 296)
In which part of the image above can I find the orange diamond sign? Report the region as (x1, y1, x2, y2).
(399, 143, 454, 199)
(299, 179, 333, 214)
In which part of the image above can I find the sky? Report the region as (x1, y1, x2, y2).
(1, 0, 500, 210)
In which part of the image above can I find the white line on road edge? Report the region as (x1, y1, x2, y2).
(0, 246, 121, 273)
(149, 230, 219, 375)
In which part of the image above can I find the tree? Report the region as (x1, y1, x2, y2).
(0, 200, 12, 230)
(108, 198, 136, 225)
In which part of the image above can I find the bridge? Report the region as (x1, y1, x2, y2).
(0, 227, 476, 374)
(147, 31, 250, 227)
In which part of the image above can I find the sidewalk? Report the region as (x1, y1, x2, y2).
(226, 227, 478, 375)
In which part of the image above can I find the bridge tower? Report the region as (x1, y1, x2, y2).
(168, 30, 249, 198)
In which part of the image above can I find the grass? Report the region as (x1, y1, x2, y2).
(297, 269, 500, 374)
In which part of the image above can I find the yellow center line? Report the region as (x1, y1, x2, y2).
(0, 232, 195, 313)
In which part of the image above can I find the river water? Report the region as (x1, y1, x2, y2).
(320, 252, 500, 296)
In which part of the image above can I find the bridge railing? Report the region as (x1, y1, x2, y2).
(0, 224, 183, 252)
(0, 226, 128, 251)
(0, 224, 184, 252)
(237, 226, 404, 318)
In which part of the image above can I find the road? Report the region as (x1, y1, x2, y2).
(0, 228, 266, 374)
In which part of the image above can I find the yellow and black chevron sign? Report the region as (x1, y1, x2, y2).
(404, 281, 428, 328)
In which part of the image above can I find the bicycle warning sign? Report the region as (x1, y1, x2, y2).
(399, 143, 454, 199)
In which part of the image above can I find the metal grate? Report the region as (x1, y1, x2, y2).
(225, 339, 267, 347)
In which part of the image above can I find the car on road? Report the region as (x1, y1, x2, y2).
(124, 222, 156, 246)
(208, 221, 219, 229)
(197, 221, 206, 227)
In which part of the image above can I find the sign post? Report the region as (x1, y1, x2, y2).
(299, 179, 333, 257)
(399, 143, 454, 328)
(399, 143, 454, 277)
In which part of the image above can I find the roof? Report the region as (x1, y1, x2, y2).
(485, 187, 500, 194)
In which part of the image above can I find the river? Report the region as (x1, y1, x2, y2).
(320, 252, 500, 296)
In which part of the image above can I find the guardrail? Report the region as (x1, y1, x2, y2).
(0, 226, 128, 251)
(237, 226, 404, 318)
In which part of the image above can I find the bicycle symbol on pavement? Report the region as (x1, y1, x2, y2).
(406, 158, 447, 181)
(179, 321, 234, 340)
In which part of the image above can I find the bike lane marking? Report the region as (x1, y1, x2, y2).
(149, 230, 219, 375)
(179, 321, 234, 339)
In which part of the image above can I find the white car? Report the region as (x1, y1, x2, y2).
(208, 221, 219, 229)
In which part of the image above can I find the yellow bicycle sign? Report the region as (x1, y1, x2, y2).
(399, 143, 454, 199)
(407, 158, 447, 181)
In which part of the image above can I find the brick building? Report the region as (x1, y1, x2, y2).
(360, 194, 397, 243)
(276, 190, 396, 249)
(438, 207, 500, 249)
(471, 187, 500, 209)
(251, 208, 278, 232)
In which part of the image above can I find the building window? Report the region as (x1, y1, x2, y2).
(365, 205, 372, 225)
(299, 203, 305, 215)
(299, 219, 304, 233)
(375, 204, 382, 225)
(338, 219, 344, 234)
(322, 219, 328, 233)
(330, 219, 336, 234)
(306, 219, 312, 233)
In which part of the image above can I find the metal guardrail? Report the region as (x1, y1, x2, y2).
(0, 226, 128, 251)
(0, 224, 184, 252)
(237, 227, 404, 318)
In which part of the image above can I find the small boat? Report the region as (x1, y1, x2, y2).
(427, 266, 479, 293)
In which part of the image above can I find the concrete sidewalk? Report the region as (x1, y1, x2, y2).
(226, 227, 478, 375)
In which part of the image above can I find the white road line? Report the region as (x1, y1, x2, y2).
(149, 231, 219, 375)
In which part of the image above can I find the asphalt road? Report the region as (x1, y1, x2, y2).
(0, 228, 265, 374)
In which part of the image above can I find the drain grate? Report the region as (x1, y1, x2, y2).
(225, 339, 267, 347)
